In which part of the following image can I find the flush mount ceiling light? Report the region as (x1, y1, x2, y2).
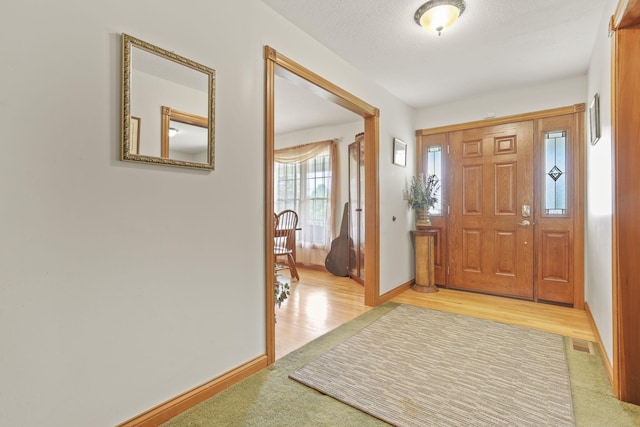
(169, 127, 180, 138)
(414, 0, 466, 36)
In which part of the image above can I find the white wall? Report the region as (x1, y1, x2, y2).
(379, 106, 419, 293)
(0, 2, 415, 426)
(415, 75, 587, 129)
(585, 0, 618, 364)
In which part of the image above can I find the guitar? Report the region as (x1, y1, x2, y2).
(325, 202, 355, 277)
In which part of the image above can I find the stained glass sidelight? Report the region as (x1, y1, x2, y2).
(426, 146, 442, 215)
(544, 131, 567, 215)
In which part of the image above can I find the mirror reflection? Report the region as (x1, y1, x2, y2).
(160, 106, 208, 162)
(121, 33, 215, 169)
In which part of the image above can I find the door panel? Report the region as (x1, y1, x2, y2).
(495, 230, 517, 276)
(449, 122, 534, 299)
(495, 162, 517, 214)
(541, 231, 570, 281)
(534, 115, 577, 304)
(462, 228, 482, 272)
(462, 165, 483, 214)
(417, 133, 448, 285)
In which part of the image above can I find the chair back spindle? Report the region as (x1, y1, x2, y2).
(274, 210, 299, 281)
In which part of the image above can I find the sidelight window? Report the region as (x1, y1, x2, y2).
(426, 146, 443, 215)
(544, 131, 567, 215)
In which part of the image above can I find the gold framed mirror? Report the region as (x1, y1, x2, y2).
(121, 34, 215, 170)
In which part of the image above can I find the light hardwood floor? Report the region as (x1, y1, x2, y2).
(276, 266, 596, 359)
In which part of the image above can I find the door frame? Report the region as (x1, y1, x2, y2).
(264, 46, 381, 365)
(611, 0, 640, 403)
(416, 103, 585, 308)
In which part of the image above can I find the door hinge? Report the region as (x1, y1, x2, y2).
(447, 265, 450, 275)
(447, 145, 450, 154)
(447, 205, 450, 215)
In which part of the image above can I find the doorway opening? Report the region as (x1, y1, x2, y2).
(264, 46, 381, 364)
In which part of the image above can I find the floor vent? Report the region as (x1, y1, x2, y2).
(571, 338, 595, 354)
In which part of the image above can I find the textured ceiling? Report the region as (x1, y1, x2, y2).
(264, 0, 606, 111)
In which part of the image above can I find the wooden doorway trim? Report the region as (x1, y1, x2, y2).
(416, 104, 585, 136)
(611, 0, 640, 404)
(264, 46, 381, 365)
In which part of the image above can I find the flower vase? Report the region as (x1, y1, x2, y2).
(415, 207, 432, 229)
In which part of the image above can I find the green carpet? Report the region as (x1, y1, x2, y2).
(162, 303, 640, 426)
(565, 337, 640, 426)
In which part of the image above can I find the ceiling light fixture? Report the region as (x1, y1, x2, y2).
(169, 127, 180, 138)
(414, 0, 466, 36)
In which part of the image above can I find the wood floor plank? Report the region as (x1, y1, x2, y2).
(275, 268, 370, 359)
(275, 267, 595, 359)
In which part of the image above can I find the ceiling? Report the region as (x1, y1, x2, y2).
(275, 75, 362, 134)
(266, 0, 606, 134)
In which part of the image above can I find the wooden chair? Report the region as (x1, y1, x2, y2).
(274, 209, 299, 281)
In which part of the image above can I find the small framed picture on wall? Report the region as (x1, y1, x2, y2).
(589, 93, 600, 145)
(393, 138, 407, 167)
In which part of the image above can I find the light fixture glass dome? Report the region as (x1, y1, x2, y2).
(414, 0, 466, 36)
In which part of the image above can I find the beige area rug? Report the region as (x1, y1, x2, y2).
(290, 304, 575, 426)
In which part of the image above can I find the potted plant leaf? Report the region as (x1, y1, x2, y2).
(274, 274, 290, 308)
(407, 173, 440, 229)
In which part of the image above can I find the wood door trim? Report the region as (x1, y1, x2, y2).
(613, 0, 640, 29)
(364, 114, 381, 305)
(264, 46, 381, 365)
(611, 3, 640, 403)
(573, 111, 586, 309)
(416, 104, 584, 137)
(266, 47, 379, 118)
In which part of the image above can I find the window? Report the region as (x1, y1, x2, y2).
(544, 131, 567, 215)
(274, 140, 337, 251)
(275, 162, 300, 213)
(425, 146, 443, 216)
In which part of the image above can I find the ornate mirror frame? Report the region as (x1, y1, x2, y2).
(121, 33, 216, 170)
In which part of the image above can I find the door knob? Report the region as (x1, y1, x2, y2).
(517, 220, 531, 227)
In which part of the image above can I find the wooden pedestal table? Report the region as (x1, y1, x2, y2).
(412, 229, 438, 293)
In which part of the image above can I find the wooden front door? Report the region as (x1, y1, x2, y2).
(448, 121, 535, 299)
